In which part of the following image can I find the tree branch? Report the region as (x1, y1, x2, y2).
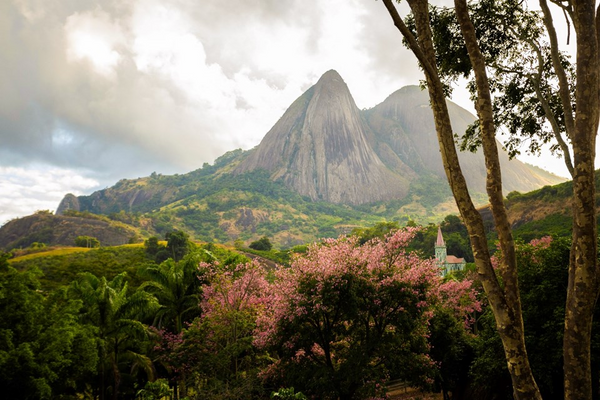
(528, 74, 575, 176)
(516, 23, 575, 176)
(540, 0, 575, 138)
(380, 0, 438, 80)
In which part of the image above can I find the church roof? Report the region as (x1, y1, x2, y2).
(436, 225, 445, 247)
(446, 255, 465, 264)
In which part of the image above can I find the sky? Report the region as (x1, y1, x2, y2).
(0, 0, 579, 226)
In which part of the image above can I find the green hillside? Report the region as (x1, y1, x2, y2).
(479, 170, 600, 241)
(37, 151, 477, 249)
(0, 210, 144, 251)
(8, 244, 148, 291)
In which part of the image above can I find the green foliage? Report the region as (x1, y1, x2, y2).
(69, 272, 156, 400)
(249, 236, 273, 251)
(165, 230, 191, 262)
(144, 236, 167, 262)
(10, 245, 148, 291)
(470, 237, 600, 399)
(428, 308, 476, 398)
(136, 378, 172, 400)
(242, 247, 291, 267)
(407, 174, 453, 209)
(271, 387, 308, 399)
(351, 221, 399, 244)
(139, 254, 206, 333)
(513, 213, 573, 242)
(74, 235, 100, 248)
(0, 265, 97, 399)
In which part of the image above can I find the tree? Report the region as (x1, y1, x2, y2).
(351, 221, 400, 244)
(380, 1, 599, 398)
(256, 229, 480, 400)
(75, 235, 100, 248)
(165, 231, 191, 262)
(154, 261, 269, 399)
(249, 236, 273, 251)
(472, 236, 600, 399)
(0, 264, 97, 399)
(140, 253, 207, 399)
(70, 273, 156, 400)
(140, 255, 205, 335)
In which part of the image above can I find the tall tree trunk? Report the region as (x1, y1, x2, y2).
(112, 345, 120, 400)
(453, 2, 540, 398)
(381, 0, 541, 398)
(564, 2, 600, 399)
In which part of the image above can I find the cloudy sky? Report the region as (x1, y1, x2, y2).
(0, 0, 577, 225)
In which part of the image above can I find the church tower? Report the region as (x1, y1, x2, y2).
(435, 225, 447, 265)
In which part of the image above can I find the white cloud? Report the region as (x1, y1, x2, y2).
(0, 0, 586, 224)
(0, 166, 99, 226)
(65, 7, 126, 77)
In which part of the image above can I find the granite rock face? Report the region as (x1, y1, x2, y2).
(55, 70, 566, 213)
(235, 70, 409, 205)
(236, 71, 564, 204)
(366, 86, 564, 194)
(56, 193, 80, 215)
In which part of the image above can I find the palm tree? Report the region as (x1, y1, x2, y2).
(139, 253, 206, 398)
(70, 272, 156, 400)
(140, 253, 205, 334)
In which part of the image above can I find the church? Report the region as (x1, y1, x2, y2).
(435, 226, 466, 276)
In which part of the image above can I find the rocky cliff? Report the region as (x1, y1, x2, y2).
(236, 72, 564, 204)
(235, 70, 409, 205)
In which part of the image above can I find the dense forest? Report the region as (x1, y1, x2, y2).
(1, 221, 595, 400)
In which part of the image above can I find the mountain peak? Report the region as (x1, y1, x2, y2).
(311, 69, 354, 107)
(234, 71, 409, 204)
(316, 69, 344, 86)
(320, 69, 342, 79)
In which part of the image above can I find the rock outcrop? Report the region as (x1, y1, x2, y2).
(365, 85, 564, 193)
(235, 70, 409, 205)
(56, 193, 80, 215)
(237, 72, 564, 204)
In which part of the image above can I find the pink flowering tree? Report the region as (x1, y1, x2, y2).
(256, 228, 480, 400)
(154, 261, 270, 399)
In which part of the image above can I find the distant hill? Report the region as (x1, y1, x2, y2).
(0, 210, 142, 250)
(1, 70, 567, 248)
(478, 172, 600, 242)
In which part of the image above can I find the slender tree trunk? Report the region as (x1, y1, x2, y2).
(453, 2, 541, 397)
(564, 2, 600, 399)
(100, 366, 105, 400)
(381, 0, 541, 398)
(112, 345, 120, 400)
(539, 0, 575, 138)
(100, 343, 106, 400)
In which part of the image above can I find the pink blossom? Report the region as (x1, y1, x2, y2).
(530, 236, 552, 249)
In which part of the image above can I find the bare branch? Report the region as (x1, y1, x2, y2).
(549, 0, 574, 18)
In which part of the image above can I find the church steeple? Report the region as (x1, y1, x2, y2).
(434, 225, 466, 276)
(435, 225, 447, 265)
(436, 225, 445, 247)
